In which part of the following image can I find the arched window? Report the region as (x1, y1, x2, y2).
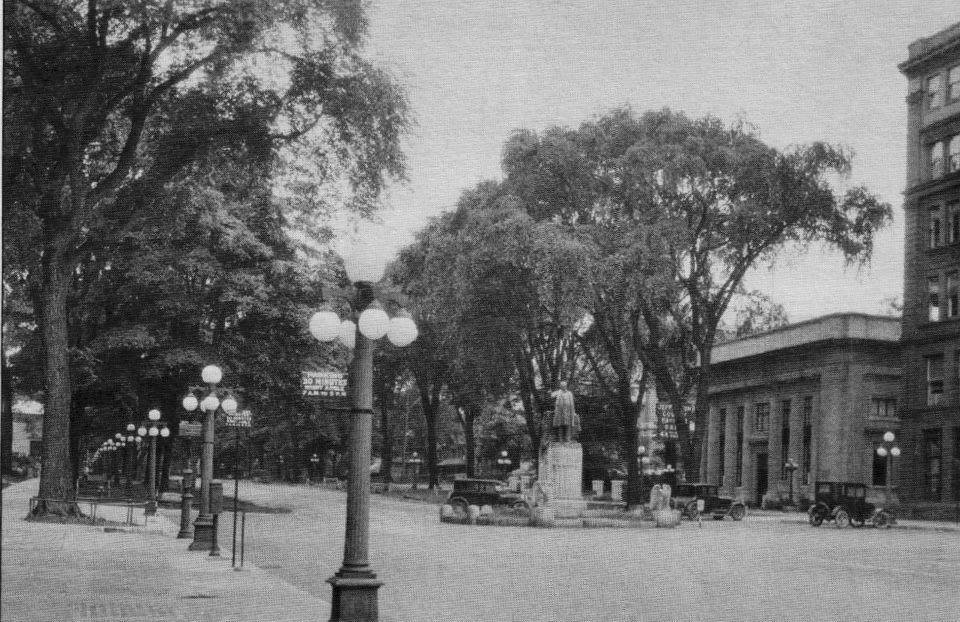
(950, 135, 960, 173)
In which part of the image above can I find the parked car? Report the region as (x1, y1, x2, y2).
(446, 478, 529, 512)
(807, 481, 893, 528)
(670, 483, 747, 521)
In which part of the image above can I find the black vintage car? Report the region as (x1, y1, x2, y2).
(446, 478, 529, 512)
(807, 481, 893, 528)
(670, 483, 747, 521)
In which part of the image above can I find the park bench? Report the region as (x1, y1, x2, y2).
(29, 496, 139, 526)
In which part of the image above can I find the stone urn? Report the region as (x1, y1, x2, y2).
(653, 508, 681, 528)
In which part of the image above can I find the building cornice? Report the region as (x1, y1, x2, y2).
(899, 23, 960, 76)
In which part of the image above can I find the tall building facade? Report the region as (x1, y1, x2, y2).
(898, 23, 960, 506)
(703, 314, 901, 507)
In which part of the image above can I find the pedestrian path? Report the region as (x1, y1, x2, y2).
(1, 479, 330, 622)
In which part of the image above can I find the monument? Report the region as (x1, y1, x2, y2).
(538, 382, 586, 518)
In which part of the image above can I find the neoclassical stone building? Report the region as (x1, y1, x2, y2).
(702, 314, 901, 506)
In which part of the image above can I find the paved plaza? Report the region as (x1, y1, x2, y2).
(3, 478, 960, 621)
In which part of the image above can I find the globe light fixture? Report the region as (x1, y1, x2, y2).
(358, 301, 390, 340)
(387, 310, 418, 347)
(149, 426, 159, 437)
(890, 447, 901, 457)
(876, 446, 889, 457)
(160, 426, 170, 438)
(126, 435, 135, 443)
(182, 394, 199, 412)
(126, 423, 136, 433)
(148, 409, 161, 421)
(138, 426, 147, 437)
(201, 364, 223, 385)
(221, 396, 238, 415)
(309, 308, 341, 342)
(200, 394, 220, 413)
(115, 433, 123, 440)
(883, 431, 895, 443)
(337, 319, 357, 349)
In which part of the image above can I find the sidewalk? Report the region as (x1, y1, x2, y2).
(2, 479, 330, 622)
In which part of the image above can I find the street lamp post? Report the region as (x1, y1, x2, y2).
(497, 450, 512, 479)
(310, 453, 320, 485)
(139, 409, 170, 516)
(182, 365, 240, 551)
(876, 431, 901, 507)
(308, 252, 418, 622)
(784, 458, 799, 507)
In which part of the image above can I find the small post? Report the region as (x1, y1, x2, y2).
(235, 511, 246, 572)
(209, 513, 221, 557)
(178, 468, 195, 539)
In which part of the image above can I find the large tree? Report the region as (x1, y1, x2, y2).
(4, 0, 408, 514)
(501, 107, 891, 475)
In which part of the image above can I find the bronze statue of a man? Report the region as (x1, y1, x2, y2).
(551, 381, 578, 443)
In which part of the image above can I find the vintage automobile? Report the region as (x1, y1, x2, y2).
(446, 478, 530, 512)
(670, 483, 747, 521)
(807, 481, 893, 528)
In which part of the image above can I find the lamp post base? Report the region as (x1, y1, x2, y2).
(189, 515, 214, 550)
(145, 500, 157, 517)
(327, 573, 382, 622)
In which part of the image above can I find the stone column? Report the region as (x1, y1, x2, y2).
(722, 405, 739, 495)
(739, 403, 753, 504)
(767, 398, 783, 501)
(706, 406, 722, 486)
(788, 397, 803, 504)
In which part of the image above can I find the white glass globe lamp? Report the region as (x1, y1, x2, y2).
(877, 446, 888, 457)
(358, 301, 390, 340)
(137, 426, 147, 437)
(221, 396, 238, 415)
(201, 364, 223, 385)
(182, 394, 199, 411)
(337, 319, 356, 349)
(309, 309, 341, 342)
(149, 426, 159, 437)
(387, 311, 418, 347)
(159, 426, 170, 438)
(200, 394, 220, 413)
(883, 431, 895, 443)
(891, 447, 901, 457)
(126, 423, 135, 432)
(148, 409, 161, 421)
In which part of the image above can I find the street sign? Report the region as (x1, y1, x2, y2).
(302, 370, 348, 398)
(179, 421, 203, 438)
(224, 409, 252, 428)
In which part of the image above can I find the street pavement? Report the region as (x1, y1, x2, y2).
(1, 479, 329, 621)
(4, 477, 960, 621)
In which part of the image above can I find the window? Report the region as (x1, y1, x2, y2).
(922, 428, 942, 500)
(802, 396, 813, 482)
(949, 65, 960, 102)
(872, 443, 889, 486)
(929, 276, 941, 321)
(930, 142, 944, 178)
(948, 272, 959, 318)
(870, 397, 897, 419)
(930, 205, 943, 248)
(753, 402, 769, 434)
(951, 136, 960, 173)
(929, 73, 944, 109)
(949, 201, 960, 244)
(927, 354, 945, 406)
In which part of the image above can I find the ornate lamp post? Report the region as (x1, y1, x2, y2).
(784, 458, 799, 507)
(138, 409, 170, 516)
(497, 450, 512, 479)
(308, 250, 418, 622)
(876, 431, 901, 506)
(181, 365, 240, 551)
(310, 453, 320, 484)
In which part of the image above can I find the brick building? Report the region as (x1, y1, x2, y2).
(702, 314, 901, 507)
(897, 23, 960, 506)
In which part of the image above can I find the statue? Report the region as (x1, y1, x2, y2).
(551, 381, 580, 443)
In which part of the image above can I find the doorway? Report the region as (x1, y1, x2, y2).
(755, 453, 768, 504)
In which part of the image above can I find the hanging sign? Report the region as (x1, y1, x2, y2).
(224, 409, 252, 428)
(302, 370, 348, 398)
(179, 421, 203, 438)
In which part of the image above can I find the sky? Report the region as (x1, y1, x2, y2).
(343, 1, 960, 322)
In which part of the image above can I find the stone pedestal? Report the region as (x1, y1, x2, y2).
(540, 442, 586, 518)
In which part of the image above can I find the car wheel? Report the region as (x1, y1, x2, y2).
(808, 509, 823, 527)
(685, 502, 700, 521)
(510, 499, 530, 511)
(850, 515, 865, 528)
(712, 514, 725, 521)
(873, 511, 890, 529)
(450, 497, 469, 514)
(729, 504, 746, 521)
(834, 509, 850, 528)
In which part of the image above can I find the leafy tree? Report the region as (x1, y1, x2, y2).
(732, 292, 790, 338)
(501, 107, 891, 476)
(4, 0, 408, 514)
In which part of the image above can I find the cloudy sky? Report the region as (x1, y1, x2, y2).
(351, 1, 960, 322)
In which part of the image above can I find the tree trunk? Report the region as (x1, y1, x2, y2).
(1, 364, 13, 475)
(33, 256, 80, 516)
(379, 405, 393, 485)
(463, 405, 475, 478)
(618, 380, 641, 507)
(418, 385, 440, 490)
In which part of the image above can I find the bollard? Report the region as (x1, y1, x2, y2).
(209, 481, 223, 557)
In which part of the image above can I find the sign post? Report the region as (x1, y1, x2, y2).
(177, 421, 203, 538)
(224, 409, 252, 569)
